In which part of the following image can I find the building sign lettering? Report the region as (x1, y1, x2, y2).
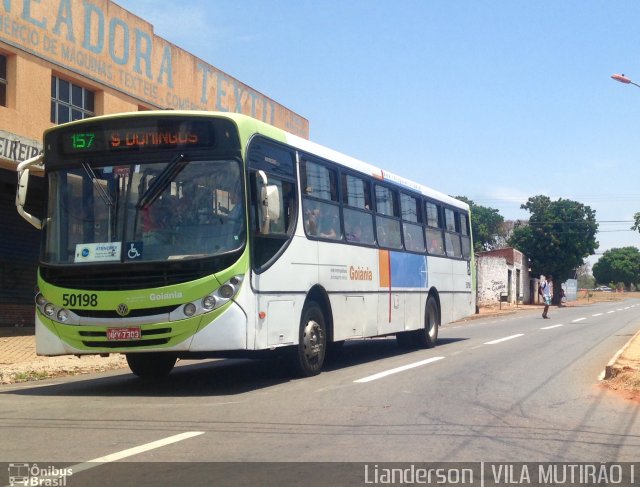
(0, 130, 41, 162)
(0, 0, 309, 138)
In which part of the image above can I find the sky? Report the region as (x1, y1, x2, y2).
(116, 0, 640, 268)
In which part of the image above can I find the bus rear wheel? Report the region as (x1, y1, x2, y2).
(415, 297, 439, 348)
(290, 301, 327, 377)
(126, 353, 177, 378)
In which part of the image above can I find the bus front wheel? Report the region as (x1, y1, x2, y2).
(126, 353, 177, 378)
(290, 301, 327, 377)
(415, 297, 439, 348)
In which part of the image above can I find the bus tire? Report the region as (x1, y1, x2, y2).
(126, 353, 177, 378)
(290, 301, 327, 377)
(415, 297, 439, 348)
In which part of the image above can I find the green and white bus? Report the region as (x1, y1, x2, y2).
(16, 111, 475, 378)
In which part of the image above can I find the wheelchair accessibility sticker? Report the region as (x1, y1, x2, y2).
(126, 242, 143, 260)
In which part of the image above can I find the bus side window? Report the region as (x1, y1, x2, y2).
(374, 184, 402, 249)
(249, 170, 297, 271)
(460, 212, 471, 259)
(342, 173, 374, 245)
(301, 159, 342, 240)
(444, 209, 463, 258)
(400, 193, 425, 252)
(424, 201, 445, 255)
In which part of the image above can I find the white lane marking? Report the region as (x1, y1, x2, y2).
(484, 334, 524, 345)
(572, 318, 587, 323)
(592, 313, 603, 317)
(354, 357, 445, 383)
(607, 311, 616, 314)
(541, 324, 563, 330)
(69, 431, 205, 474)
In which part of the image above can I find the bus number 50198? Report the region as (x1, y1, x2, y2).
(62, 293, 98, 307)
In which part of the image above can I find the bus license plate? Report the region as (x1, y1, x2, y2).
(106, 327, 141, 341)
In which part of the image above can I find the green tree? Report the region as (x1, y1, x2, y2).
(455, 196, 505, 253)
(632, 212, 640, 233)
(576, 262, 595, 290)
(592, 247, 640, 290)
(508, 196, 598, 299)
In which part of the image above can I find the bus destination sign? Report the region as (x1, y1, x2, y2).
(60, 120, 214, 154)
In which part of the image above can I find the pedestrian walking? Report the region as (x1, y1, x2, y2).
(540, 274, 553, 319)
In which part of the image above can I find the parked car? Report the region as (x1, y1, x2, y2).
(594, 286, 613, 292)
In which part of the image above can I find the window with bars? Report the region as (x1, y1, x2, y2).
(51, 76, 95, 124)
(0, 55, 7, 107)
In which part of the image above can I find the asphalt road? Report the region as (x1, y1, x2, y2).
(1, 300, 639, 484)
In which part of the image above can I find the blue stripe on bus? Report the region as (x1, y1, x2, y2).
(390, 252, 428, 288)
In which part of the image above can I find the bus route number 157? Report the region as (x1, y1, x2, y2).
(62, 293, 98, 307)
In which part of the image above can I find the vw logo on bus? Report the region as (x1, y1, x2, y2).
(116, 303, 130, 317)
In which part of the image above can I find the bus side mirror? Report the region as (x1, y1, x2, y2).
(257, 170, 280, 231)
(16, 168, 29, 207)
(15, 154, 44, 229)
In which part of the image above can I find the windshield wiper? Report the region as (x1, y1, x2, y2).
(137, 154, 188, 209)
(82, 162, 114, 208)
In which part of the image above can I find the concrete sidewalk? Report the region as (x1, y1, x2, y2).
(0, 327, 127, 383)
(0, 328, 37, 364)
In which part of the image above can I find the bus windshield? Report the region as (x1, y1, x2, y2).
(43, 157, 245, 264)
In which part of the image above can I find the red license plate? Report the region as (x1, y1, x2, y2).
(106, 327, 141, 341)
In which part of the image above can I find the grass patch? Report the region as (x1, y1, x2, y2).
(10, 370, 51, 382)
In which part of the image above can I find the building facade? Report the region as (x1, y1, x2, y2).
(0, 0, 308, 326)
(476, 248, 533, 306)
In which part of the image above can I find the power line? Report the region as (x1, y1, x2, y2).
(519, 220, 633, 224)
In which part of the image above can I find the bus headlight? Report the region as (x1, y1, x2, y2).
(202, 295, 217, 310)
(217, 275, 243, 301)
(35, 293, 47, 306)
(183, 303, 197, 317)
(218, 284, 235, 299)
(57, 309, 69, 322)
(175, 275, 244, 320)
(44, 303, 56, 317)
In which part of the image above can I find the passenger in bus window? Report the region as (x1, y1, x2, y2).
(175, 196, 194, 226)
(226, 190, 243, 222)
(378, 218, 400, 248)
(305, 207, 320, 235)
(319, 213, 338, 238)
(346, 223, 362, 242)
(305, 204, 338, 239)
(404, 231, 416, 251)
(142, 197, 174, 249)
(427, 231, 444, 254)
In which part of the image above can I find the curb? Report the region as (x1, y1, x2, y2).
(455, 306, 540, 323)
(601, 329, 640, 380)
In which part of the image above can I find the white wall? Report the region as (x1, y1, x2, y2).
(477, 255, 531, 306)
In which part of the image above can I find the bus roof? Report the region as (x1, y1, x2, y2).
(46, 110, 469, 212)
(282, 130, 468, 211)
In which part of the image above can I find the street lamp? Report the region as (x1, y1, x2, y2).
(611, 73, 640, 88)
